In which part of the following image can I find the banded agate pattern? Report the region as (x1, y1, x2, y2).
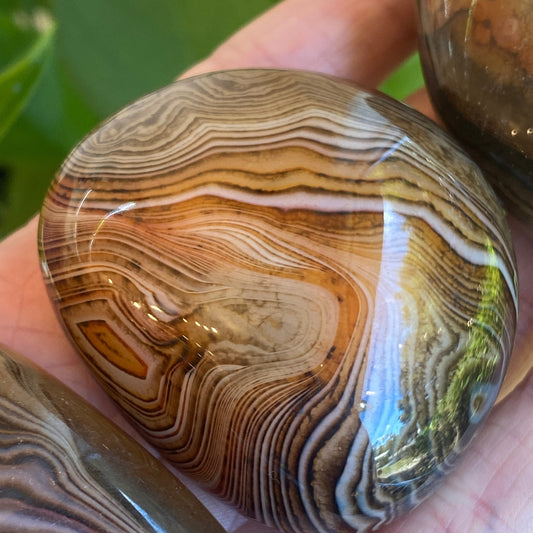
(39, 70, 517, 533)
(0, 345, 223, 532)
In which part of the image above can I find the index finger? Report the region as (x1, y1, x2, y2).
(184, 0, 418, 88)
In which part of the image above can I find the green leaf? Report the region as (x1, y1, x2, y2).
(380, 53, 425, 101)
(0, 7, 56, 143)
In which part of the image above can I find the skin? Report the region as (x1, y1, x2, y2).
(0, 0, 532, 531)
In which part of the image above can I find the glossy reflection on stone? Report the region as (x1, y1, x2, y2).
(0, 344, 223, 532)
(418, 0, 533, 222)
(39, 70, 517, 532)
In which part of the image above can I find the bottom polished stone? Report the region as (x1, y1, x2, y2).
(0, 344, 224, 533)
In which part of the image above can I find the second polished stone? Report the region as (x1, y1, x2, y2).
(418, 0, 533, 222)
(0, 345, 223, 532)
(39, 69, 517, 532)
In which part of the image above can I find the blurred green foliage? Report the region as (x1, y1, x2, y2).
(0, 1, 423, 238)
(380, 53, 424, 101)
(0, 7, 55, 143)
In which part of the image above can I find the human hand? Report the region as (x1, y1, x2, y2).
(0, 0, 532, 531)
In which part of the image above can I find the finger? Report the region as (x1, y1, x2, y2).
(404, 87, 441, 124)
(0, 218, 71, 365)
(184, 0, 418, 88)
(498, 217, 533, 400)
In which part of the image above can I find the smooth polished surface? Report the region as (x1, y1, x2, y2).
(39, 69, 518, 532)
(0, 344, 224, 532)
(418, 0, 533, 222)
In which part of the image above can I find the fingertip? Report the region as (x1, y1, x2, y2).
(404, 87, 441, 125)
(179, 0, 419, 88)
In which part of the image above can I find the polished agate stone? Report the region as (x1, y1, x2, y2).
(0, 345, 223, 532)
(39, 69, 518, 532)
(418, 0, 533, 222)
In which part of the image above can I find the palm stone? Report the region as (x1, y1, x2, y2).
(39, 69, 517, 532)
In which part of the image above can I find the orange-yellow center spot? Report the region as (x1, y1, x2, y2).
(79, 320, 148, 378)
